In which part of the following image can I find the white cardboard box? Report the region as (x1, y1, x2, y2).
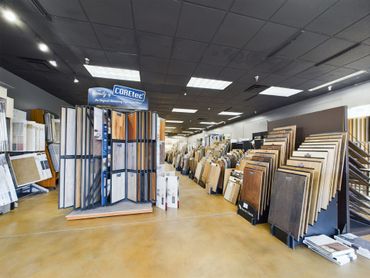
(156, 176, 167, 210)
(167, 176, 179, 209)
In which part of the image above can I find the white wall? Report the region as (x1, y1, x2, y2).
(0, 67, 70, 115)
(188, 81, 370, 144)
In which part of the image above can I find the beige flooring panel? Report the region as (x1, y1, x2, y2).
(0, 164, 369, 278)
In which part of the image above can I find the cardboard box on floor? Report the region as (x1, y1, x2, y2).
(156, 172, 179, 210)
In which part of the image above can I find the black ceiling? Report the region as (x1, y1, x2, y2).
(1, 0, 370, 134)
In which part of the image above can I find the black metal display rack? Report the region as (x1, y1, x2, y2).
(266, 106, 349, 248)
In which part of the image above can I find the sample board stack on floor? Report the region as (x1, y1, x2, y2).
(237, 126, 296, 223)
(268, 132, 347, 241)
(59, 106, 160, 217)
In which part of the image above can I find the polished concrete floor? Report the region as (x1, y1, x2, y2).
(0, 165, 369, 278)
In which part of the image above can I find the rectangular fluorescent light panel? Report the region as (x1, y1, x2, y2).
(84, 65, 140, 82)
(182, 131, 193, 134)
(218, 111, 242, 116)
(172, 108, 198, 113)
(188, 127, 203, 130)
(259, 86, 303, 97)
(228, 115, 241, 121)
(308, 70, 367, 92)
(187, 77, 232, 90)
(200, 122, 217, 125)
(165, 126, 176, 129)
(165, 120, 184, 123)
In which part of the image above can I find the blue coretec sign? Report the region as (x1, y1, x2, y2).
(88, 85, 148, 110)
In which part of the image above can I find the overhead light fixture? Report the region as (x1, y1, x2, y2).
(172, 108, 197, 113)
(187, 77, 232, 90)
(182, 131, 193, 134)
(2, 8, 18, 23)
(188, 127, 203, 130)
(259, 86, 303, 97)
(228, 115, 241, 121)
(308, 70, 367, 92)
(83, 65, 140, 82)
(165, 120, 183, 123)
(73, 78, 79, 83)
(184, 92, 187, 96)
(218, 111, 242, 116)
(48, 60, 57, 67)
(200, 121, 217, 125)
(38, 43, 49, 52)
(165, 126, 176, 129)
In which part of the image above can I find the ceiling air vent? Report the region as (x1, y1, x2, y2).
(244, 84, 269, 102)
(20, 57, 55, 71)
(29, 0, 52, 21)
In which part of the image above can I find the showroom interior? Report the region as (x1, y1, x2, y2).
(1, 0, 370, 277)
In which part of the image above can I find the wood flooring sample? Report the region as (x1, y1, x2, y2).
(242, 167, 264, 215)
(268, 171, 307, 240)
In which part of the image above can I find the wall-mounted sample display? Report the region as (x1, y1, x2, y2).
(9, 152, 52, 187)
(0, 154, 18, 206)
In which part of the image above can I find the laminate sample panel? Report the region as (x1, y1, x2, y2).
(10, 155, 41, 187)
(242, 167, 264, 216)
(127, 172, 137, 202)
(112, 142, 125, 171)
(111, 172, 125, 203)
(268, 170, 307, 240)
(112, 111, 125, 140)
(128, 112, 137, 140)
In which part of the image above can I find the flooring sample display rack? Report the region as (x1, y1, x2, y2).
(59, 106, 158, 219)
(266, 106, 349, 248)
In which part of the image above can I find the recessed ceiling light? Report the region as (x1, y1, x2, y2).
(308, 70, 367, 92)
(200, 121, 217, 125)
(165, 120, 184, 123)
(259, 86, 303, 97)
(165, 126, 176, 129)
(187, 77, 232, 90)
(38, 43, 49, 52)
(182, 131, 193, 134)
(83, 65, 140, 82)
(172, 108, 197, 113)
(2, 9, 18, 23)
(184, 92, 187, 96)
(218, 111, 242, 116)
(48, 60, 57, 67)
(73, 78, 79, 83)
(228, 115, 241, 121)
(188, 127, 203, 130)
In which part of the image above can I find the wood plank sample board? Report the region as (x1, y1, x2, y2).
(66, 201, 152, 220)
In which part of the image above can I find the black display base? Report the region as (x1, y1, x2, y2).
(181, 169, 189, 175)
(208, 187, 223, 195)
(270, 195, 340, 249)
(237, 200, 269, 225)
(198, 181, 206, 188)
(176, 166, 182, 171)
(188, 171, 194, 179)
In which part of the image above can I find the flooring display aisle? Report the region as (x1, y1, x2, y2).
(0, 164, 369, 277)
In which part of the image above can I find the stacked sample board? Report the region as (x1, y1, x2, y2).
(348, 140, 370, 225)
(238, 126, 296, 221)
(9, 153, 52, 187)
(268, 132, 347, 240)
(0, 154, 17, 206)
(59, 106, 159, 210)
(0, 99, 8, 152)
